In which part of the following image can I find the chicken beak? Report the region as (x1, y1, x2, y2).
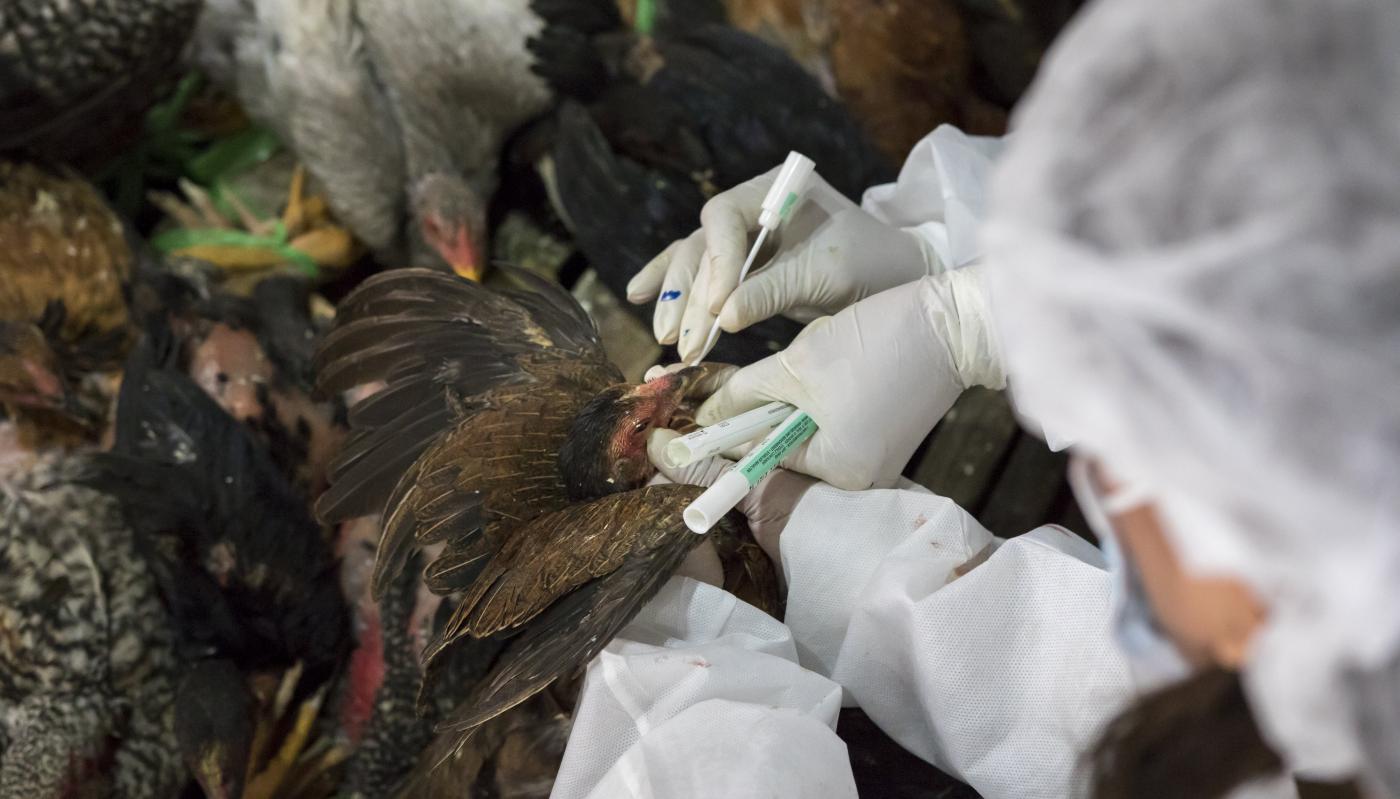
(639, 366, 702, 398)
(671, 366, 704, 394)
(21, 358, 65, 406)
(446, 228, 485, 283)
(452, 260, 485, 283)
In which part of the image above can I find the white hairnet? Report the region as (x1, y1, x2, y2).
(984, 0, 1400, 783)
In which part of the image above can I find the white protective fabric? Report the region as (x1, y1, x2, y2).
(983, 0, 1400, 778)
(555, 481, 1152, 799)
(783, 485, 1142, 798)
(861, 125, 1002, 274)
(552, 577, 853, 799)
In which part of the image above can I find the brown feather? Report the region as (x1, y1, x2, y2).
(0, 164, 132, 346)
(0, 162, 132, 380)
(315, 268, 758, 760)
(314, 268, 619, 528)
(0, 161, 134, 443)
(434, 486, 715, 735)
(367, 380, 595, 599)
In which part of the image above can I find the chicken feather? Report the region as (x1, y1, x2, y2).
(315, 267, 740, 755)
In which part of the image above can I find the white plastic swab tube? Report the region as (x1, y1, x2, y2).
(665, 401, 793, 467)
(690, 151, 816, 365)
(684, 409, 817, 534)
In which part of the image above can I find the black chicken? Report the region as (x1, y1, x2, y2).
(530, 7, 896, 364)
(92, 327, 348, 679)
(86, 327, 350, 795)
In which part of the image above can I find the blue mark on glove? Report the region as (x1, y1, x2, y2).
(660, 289, 682, 301)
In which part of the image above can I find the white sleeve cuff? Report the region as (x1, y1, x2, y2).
(862, 124, 1006, 270)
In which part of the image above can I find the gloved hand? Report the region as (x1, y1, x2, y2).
(695, 266, 1006, 490)
(647, 428, 816, 567)
(627, 165, 944, 363)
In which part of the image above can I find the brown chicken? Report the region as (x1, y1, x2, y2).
(725, 0, 1008, 162)
(314, 267, 734, 755)
(829, 0, 1008, 160)
(0, 161, 133, 445)
(722, 0, 837, 91)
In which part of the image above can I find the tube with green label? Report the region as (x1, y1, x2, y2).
(682, 409, 817, 534)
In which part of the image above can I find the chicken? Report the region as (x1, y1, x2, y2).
(724, 0, 1007, 163)
(721, 0, 837, 92)
(340, 541, 575, 798)
(0, 0, 202, 162)
(179, 660, 347, 799)
(176, 660, 255, 799)
(532, 12, 893, 364)
(314, 267, 741, 756)
(0, 454, 183, 798)
(0, 161, 133, 446)
(829, 0, 1009, 160)
(338, 549, 441, 798)
(134, 267, 345, 498)
(194, 0, 557, 280)
(82, 329, 351, 796)
(89, 327, 350, 685)
(185, 280, 344, 499)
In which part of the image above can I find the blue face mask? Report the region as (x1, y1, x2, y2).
(1068, 456, 1192, 685)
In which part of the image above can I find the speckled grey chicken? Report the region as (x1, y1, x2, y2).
(0, 0, 203, 161)
(315, 267, 738, 755)
(0, 454, 183, 798)
(194, 0, 557, 280)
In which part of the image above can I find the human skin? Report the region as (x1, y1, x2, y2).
(1094, 462, 1267, 670)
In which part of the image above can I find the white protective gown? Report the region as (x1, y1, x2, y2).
(549, 128, 1293, 799)
(553, 479, 1147, 799)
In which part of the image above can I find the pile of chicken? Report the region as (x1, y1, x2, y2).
(0, 0, 1074, 796)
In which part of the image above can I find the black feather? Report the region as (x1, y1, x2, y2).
(536, 22, 892, 365)
(556, 384, 633, 500)
(174, 659, 254, 796)
(85, 332, 350, 683)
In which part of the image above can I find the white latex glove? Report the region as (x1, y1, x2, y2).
(627, 166, 943, 363)
(647, 428, 816, 566)
(696, 267, 1006, 491)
